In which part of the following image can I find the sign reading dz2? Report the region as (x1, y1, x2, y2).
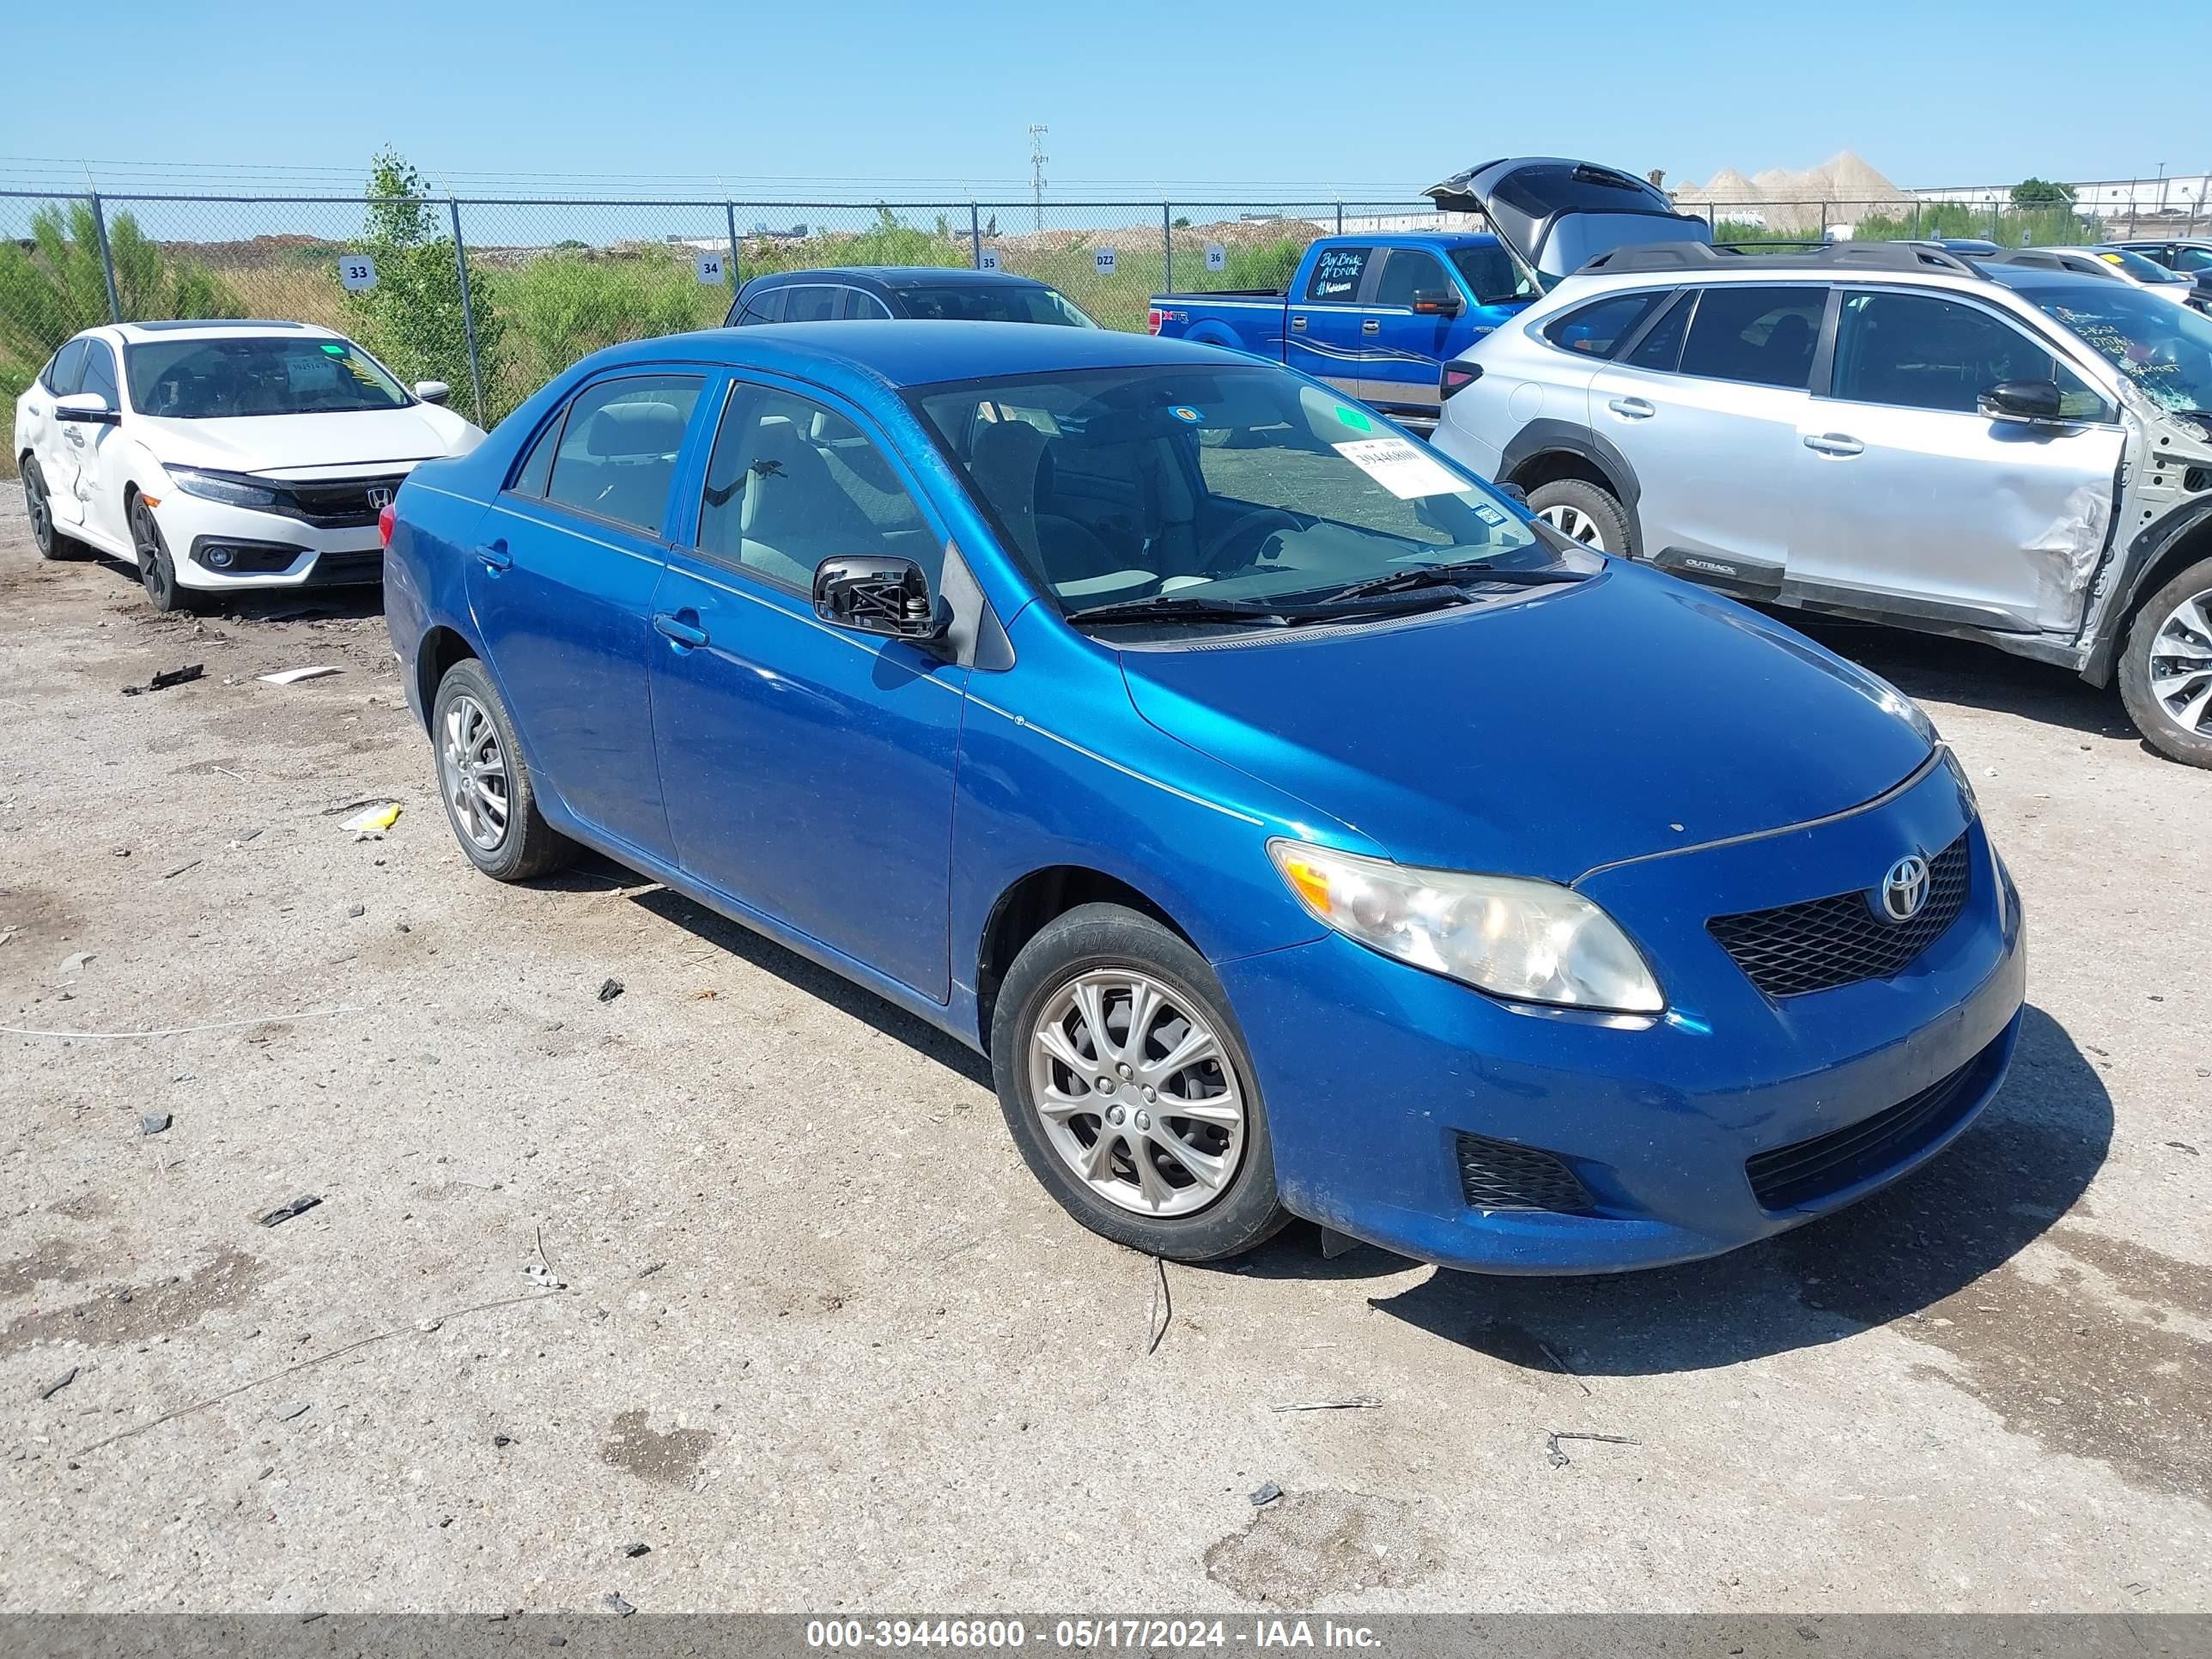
(1093, 247, 1116, 275)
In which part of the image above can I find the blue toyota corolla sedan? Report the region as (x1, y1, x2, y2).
(382, 321, 2026, 1273)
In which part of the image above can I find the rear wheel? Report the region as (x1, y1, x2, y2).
(990, 903, 1289, 1262)
(2118, 555, 2212, 768)
(431, 657, 577, 880)
(23, 459, 77, 561)
(131, 495, 197, 612)
(1526, 477, 1632, 557)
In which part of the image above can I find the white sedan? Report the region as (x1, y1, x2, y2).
(13, 321, 482, 611)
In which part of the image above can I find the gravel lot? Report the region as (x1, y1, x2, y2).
(1, 489, 2206, 1614)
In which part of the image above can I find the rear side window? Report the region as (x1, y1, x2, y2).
(783, 285, 842, 322)
(1373, 249, 1450, 308)
(509, 413, 561, 496)
(1624, 290, 1694, 371)
(543, 374, 706, 535)
(1678, 285, 1826, 389)
(1304, 246, 1371, 302)
(78, 339, 120, 407)
(1830, 291, 2107, 419)
(1540, 292, 1662, 357)
(42, 338, 88, 395)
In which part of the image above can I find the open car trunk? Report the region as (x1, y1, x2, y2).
(1426, 157, 1711, 287)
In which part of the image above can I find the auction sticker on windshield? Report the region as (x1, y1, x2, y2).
(1333, 436, 1474, 500)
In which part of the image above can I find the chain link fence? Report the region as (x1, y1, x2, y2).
(8, 185, 2206, 480)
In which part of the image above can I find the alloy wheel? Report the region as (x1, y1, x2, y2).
(24, 466, 53, 556)
(1538, 502, 1607, 551)
(441, 694, 511, 850)
(2147, 586, 2212, 738)
(1025, 967, 1246, 1218)
(132, 501, 175, 607)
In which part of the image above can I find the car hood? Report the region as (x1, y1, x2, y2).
(135, 405, 475, 478)
(1425, 155, 1711, 285)
(1118, 566, 1934, 883)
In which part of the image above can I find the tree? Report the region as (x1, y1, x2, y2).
(342, 148, 503, 418)
(0, 201, 234, 365)
(2011, 177, 2075, 208)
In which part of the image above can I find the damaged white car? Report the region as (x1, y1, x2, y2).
(1425, 158, 2212, 766)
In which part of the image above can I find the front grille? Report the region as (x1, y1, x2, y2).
(1745, 1039, 1992, 1211)
(307, 550, 385, 586)
(279, 475, 406, 528)
(1454, 1131, 1595, 1213)
(1708, 830, 1972, 998)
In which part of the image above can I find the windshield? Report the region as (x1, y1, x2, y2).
(915, 364, 1564, 623)
(1449, 243, 1537, 307)
(2021, 283, 2212, 416)
(900, 284, 1097, 327)
(125, 335, 410, 418)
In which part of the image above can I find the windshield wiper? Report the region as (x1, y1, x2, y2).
(1062, 594, 1306, 627)
(1317, 558, 1591, 604)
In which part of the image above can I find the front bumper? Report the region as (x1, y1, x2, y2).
(1218, 755, 2027, 1273)
(158, 495, 386, 590)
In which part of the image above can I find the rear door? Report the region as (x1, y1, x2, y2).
(469, 371, 709, 864)
(1587, 283, 1827, 578)
(1787, 286, 2125, 633)
(1286, 244, 1375, 398)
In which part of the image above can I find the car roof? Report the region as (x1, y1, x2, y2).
(601, 319, 1244, 388)
(749, 266, 1051, 291)
(109, 319, 342, 342)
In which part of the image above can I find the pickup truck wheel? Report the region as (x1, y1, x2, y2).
(1526, 479, 1631, 557)
(991, 903, 1290, 1263)
(2118, 556, 2212, 768)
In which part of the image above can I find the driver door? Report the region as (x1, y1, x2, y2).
(33, 338, 90, 530)
(1787, 287, 2125, 635)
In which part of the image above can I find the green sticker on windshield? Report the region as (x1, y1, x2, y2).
(1334, 404, 1373, 432)
(320, 343, 346, 356)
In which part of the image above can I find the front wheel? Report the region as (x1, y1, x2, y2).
(131, 496, 197, 613)
(1526, 477, 1632, 557)
(989, 903, 1289, 1262)
(2118, 555, 2212, 768)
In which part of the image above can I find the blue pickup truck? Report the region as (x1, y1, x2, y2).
(1147, 232, 1535, 422)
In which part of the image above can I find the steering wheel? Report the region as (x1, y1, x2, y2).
(1205, 507, 1303, 574)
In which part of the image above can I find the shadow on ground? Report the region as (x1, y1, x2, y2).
(1793, 617, 2132, 743)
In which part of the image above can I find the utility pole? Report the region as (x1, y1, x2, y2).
(1027, 124, 1048, 233)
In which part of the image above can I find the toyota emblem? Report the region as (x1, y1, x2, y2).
(366, 486, 394, 509)
(1879, 854, 1930, 922)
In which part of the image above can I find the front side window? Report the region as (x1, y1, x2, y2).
(1540, 291, 1662, 357)
(783, 285, 842, 323)
(2015, 280, 2212, 417)
(1304, 246, 1371, 303)
(41, 338, 88, 395)
(697, 385, 933, 592)
(78, 339, 120, 408)
(1831, 291, 2104, 417)
(1373, 250, 1450, 309)
(543, 374, 705, 534)
(1449, 244, 1534, 307)
(1677, 284, 1826, 389)
(915, 364, 1566, 622)
(125, 334, 410, 418)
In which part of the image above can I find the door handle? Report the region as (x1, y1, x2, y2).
(653, 611, 709, 648)
(1607, 397, 1656, 418)
(1803, 433, 1865, 457)
(64, 428, 85, 446)
(1361, 319, 1381, 335)
(472, 539, 513, 572)
(1291, 316, 1308, 331)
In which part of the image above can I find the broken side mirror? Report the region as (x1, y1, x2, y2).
(1978, 379, 2066, 423)
(811, 555, 946, 647)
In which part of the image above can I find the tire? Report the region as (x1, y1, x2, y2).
(429, 657, 578, 881)
(2118, 553, 2212, 768)
(1526, 477, 1633, 557)
(130, 495, 198, 613)
(989, 902, 1290, 1262)
(22, 458, 81, 561)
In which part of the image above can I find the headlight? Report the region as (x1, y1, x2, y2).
(167, 467, 280, 508)
(1268, 840, 1663, 1013)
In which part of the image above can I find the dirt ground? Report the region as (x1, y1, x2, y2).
(0, 490, 2206, 1615)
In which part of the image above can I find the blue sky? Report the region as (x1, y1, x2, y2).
(1, 0, 2200, 196)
